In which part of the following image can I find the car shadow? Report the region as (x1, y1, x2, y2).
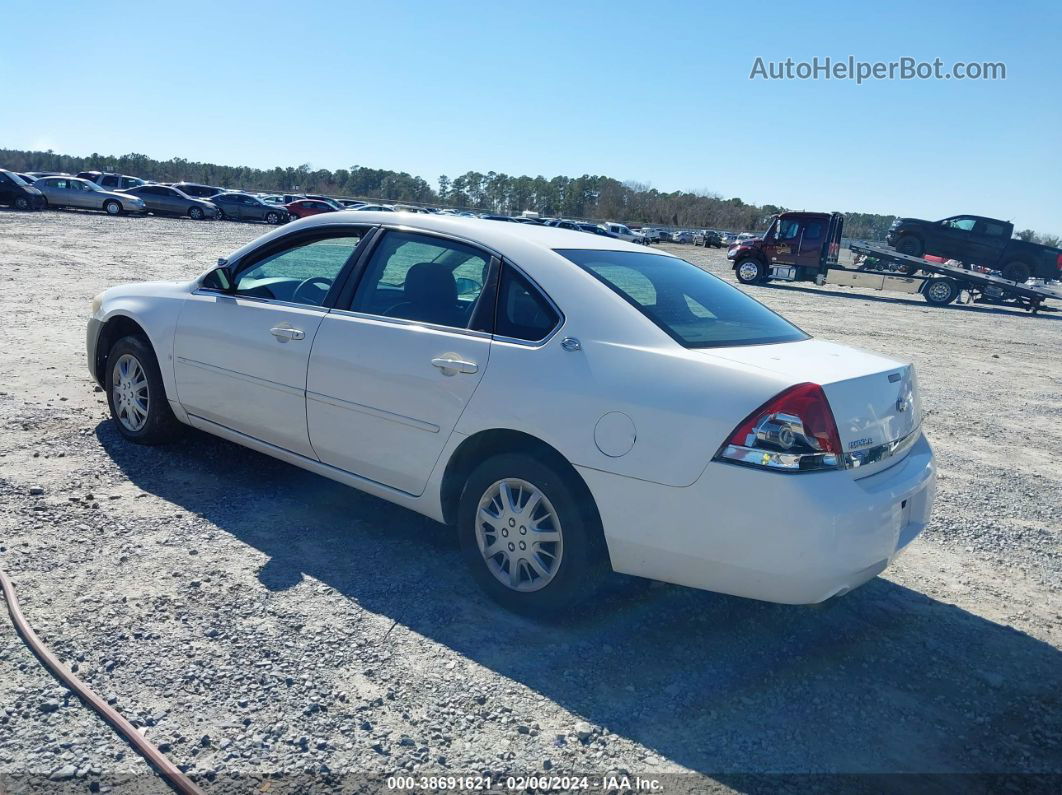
(759, 282, 1062, 320)
(96, 422, 1062, 782)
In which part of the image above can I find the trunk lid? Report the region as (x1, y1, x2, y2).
(699, 339, 922, 476)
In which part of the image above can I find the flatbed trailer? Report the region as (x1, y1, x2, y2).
(844, 242, 1062, 313)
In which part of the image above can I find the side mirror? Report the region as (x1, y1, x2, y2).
(202, 265, 235, 293)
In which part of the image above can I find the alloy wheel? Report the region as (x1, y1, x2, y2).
(475, 478, 563, 592)
(112, 354, 149, 432)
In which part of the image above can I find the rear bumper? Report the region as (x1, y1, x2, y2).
(579, 433, 936, 604)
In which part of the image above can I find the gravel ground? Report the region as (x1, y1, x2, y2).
(0, 209, 1059, 793)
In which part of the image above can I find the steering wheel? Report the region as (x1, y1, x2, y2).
(292, 276, 334, 304)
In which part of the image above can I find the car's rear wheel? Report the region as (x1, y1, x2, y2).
(922, 278, 960, 306)
(735, 258, 766, 285)
(189, 206, 204, 220)
(103, 199, 121, 216)
(458, 453, 607, 614)
(1001, 261, 1031, 283)
(105, 335, 182, 444)
(265, 211, 280, 224)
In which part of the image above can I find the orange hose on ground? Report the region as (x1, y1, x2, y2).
(0, 568, 205, 795)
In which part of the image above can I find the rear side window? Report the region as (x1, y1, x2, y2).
(495, 267, 560, 342)
(984, 222, 1007, 236)
(557, 249, 807, 348)
(100, 175, 118, 187)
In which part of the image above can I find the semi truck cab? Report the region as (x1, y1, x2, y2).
(728, 211, 844, 285)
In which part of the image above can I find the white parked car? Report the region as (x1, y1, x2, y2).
(87, 212, 935, 612)
(603, 222, 647, 245)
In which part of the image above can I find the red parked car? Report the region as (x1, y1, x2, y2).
(285, 199, 338, 219)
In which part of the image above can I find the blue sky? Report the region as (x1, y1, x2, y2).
(2, 0, 1059, 233)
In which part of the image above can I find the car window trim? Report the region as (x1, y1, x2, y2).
(198, 224, 376, 310)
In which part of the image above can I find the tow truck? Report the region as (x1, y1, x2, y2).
(727, 211, 1062, 314)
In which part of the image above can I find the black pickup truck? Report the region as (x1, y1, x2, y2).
(886, 215, 1062, 283)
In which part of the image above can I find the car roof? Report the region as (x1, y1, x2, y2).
(333, 211, 666, 253)
(222, 211, 677, 274)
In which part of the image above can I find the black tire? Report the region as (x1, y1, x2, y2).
(735, 258, 767, 285)
(104, 335, 182, 445)
(13, 196, 30, 211)
(457, 453, 608, 615)
(895, 235, 924, 258)
(1002, 261, 1031, 283)
(922, 278, 960, 306)
(103, 199, 121, 216)
(188, 206, 204, 220)
(265, 211, 280, 225)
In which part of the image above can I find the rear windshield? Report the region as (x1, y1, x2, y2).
(556, 249, 808, 348)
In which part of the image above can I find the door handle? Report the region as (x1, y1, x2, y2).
(431, 356, 478, 375)
(270, 326, 305, 342)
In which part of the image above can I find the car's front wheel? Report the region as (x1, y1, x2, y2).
(105, 335, 182, 444)
(103, 199, 121, 216)
(13, 196, 30, 210)
(189, 206, 204, 220)
(458, 453, 607, 614)
(735, 258, 767, 285)
(265, 211, 280, 224)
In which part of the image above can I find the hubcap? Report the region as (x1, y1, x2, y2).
(107, 202, 118, 214)
(475, 478, 563, 592)
(112, 354, 149, 432)
(738, 262, 759, 281)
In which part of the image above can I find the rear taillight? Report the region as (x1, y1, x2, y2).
(1056, 253, 1062, 272)
(715, 383, 843, 473)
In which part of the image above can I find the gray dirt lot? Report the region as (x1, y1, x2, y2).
(0, 210, 1059, 793)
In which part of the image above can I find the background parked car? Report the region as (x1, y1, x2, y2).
(349, 203, 394, 212)
(603, 222, 647, 244)
(694, 229, 723, 247)
(14, 172, 37, 184)
(303, 194, 344, 210)
(285, 198, 338, 219)
(171, 182, 226, 199)
(33, 176, 146, 215)
(211, 192, 289, 223)
(0, 169, 47, 210)
(76, 171, 146, 191)
(119, 184, 218, 220)
(671, 230, 693, 244)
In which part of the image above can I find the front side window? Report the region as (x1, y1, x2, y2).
(557, 249, 807, 348)
(943, 217, 976, 231)
(803, 221, 823, 239)
(774, 219, 801, 240)
(232, 233, 363, 306)
(495, 267, 560, 342)
(350, 231, 490, 329)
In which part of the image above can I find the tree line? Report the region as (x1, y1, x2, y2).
(9, 147, 1051, 243)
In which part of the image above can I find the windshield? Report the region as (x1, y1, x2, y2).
(557, 249, 808, 348)
(7, 172, 28, 187)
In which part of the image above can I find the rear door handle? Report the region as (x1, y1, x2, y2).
(431, 356, 478, 375)
(270, 326, 305, 342)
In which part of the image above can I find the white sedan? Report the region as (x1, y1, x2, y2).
(87, 212, 936, 612)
